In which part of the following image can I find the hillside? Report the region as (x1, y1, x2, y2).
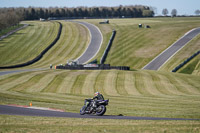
(83, 17, 200, 71)
(0, 21, 59, 67)
(0, 69, 200, 119)
(161, 33, 200, 75)
(0, 18, 200, 132)
(0, 20, 90, 68)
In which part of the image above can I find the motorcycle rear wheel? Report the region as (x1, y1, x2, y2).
(96, 105, 106, 116)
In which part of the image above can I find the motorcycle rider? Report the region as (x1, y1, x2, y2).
(93, 92, 104, 101)
(85, 92, 104, 112)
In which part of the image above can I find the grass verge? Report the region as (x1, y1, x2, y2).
(0, 115, 200, 133)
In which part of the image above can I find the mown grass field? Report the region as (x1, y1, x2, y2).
(0, 18, 200, 132)
(0, 69, 200, 119)
(0, 24, 24, 37)
(1, 115, 200, 133)
(0, 21, 59, 66)
(0, 20, 89, 68)
(83, 17, 200, 70)
(161, 34, 200, 75)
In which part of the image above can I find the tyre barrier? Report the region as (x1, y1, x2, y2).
(56, 64, 130, 71)
(0, 21, 62, 69)
(172, 50, 200, 72)
(100, 30, 116, 64)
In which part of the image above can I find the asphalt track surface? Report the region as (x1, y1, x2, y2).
(143, 27, 200, 70)
(70, 21, 103, 64)
(0, 68, 48, 76)
(0, 105, 199, 121)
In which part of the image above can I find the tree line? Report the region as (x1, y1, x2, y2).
(0, 8, 23, 31)
(0, 5, 154, 27)
(22, 5, 154, 20)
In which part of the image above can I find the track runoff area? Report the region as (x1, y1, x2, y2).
(143, 27, 200, 70)
(1, 22, 200, 121)
(1, 105, 199, 121)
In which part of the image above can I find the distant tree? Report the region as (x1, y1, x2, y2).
(171, 9, 177, 17)
(162, 8, 169, 16)
(0, 9, 22, 31)
(60, 8, 65, 17)
(39, 8, 44, 18)
(55, 9, 60, 17)
(30, 8, 36, 19)
(195, 9, 200, 15)
(0, 5, 155, 24)
(150, 7, 157, 15)
(142, 10, 154, 17)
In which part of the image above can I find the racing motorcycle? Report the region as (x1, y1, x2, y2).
(80, 99, 109, 116)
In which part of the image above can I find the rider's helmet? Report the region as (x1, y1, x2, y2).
(94, 92, 100, 96)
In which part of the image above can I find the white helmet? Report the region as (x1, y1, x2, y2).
(94, 92, 99, 96)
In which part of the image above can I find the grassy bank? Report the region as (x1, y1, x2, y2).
(0, 21, 59, 67)
(1, 18, 200, 132)
(83, 17, 200, 69)
(160, 34, 200, 75)
(0, 20, 89, 69)
(0, 69, 200, 119)
(0, 115, 200, 133)
(0, 24, 24, 37)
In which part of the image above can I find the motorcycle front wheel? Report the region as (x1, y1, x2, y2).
(96, 105, 106, 116)
(80, 106, 86, 115)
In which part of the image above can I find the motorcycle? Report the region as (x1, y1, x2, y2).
(80, 99, 109, 116)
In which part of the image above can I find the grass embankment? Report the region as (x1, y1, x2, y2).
(161, 34, 200, 75)
(0, 21, 89, 68)
(30, 21, 90, 68)
(0, 115, 200, 133)
(0, 24, 24, 37)
(1, 18, 200, 132)
(84, 17, 200, 70)
(0, 21, 59, 67)
(0, 70, 200, 119)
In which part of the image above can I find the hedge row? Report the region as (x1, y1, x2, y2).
(100, 30, 116, 64)
(0, 21, 62, 69)
(172, 50, 200, 72)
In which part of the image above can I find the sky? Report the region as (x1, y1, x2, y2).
(0, 0, 200, 15)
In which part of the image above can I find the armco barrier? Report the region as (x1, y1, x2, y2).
(56, 64, 130, 71)
(100, 30, 116, 64)
(0, 21, 62, 69)
(172, 50, 200, 72)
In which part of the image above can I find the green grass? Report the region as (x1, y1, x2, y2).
(160, 33, 200, 75)
(83, 17, 200, 69)
(0, 21, 59, 66)
(178, 55, 200, 74)
(0, 70, 200, 119)
(24, 21, 90, 69)
(1, 18, 200, 132)
(0, 21, 89, 68)
(0, 24, 24, 37)
(0, 115, 200, 133)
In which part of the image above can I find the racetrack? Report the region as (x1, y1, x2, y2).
(1, 20, 200, 122)
(69, 21, 103, 64)
(143, 27, 200, 70)
(0, 105, 199, 121)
